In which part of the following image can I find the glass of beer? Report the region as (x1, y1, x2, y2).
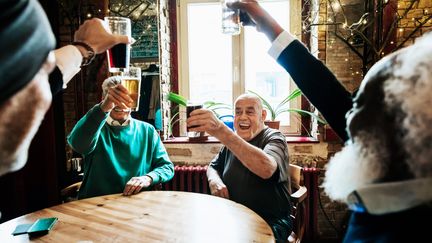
(186, 103, 204, 138)
(104, 16, 131, 73)
(121, 67, 141, 111)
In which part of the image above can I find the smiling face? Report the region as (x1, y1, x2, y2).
(109, 107, 131, 123)
(234, 95, 266, 141)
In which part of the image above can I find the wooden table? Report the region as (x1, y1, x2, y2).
(0, 191, 274, 242)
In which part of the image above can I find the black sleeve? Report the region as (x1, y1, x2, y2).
(49, 67, 64, 96)
(209, 146, 227, 176)
(277, 40, 353, 142)
(263, 132, 289, 183)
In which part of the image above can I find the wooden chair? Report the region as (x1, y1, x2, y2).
(288, 164, 308, 243)
(60, 181, 82, 203)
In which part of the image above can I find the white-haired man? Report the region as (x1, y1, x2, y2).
(67, 77, 174, 199)
(187, 94, 292, 241)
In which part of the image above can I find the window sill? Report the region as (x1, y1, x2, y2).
(163, 136, 319, 144)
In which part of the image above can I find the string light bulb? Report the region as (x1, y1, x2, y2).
(332, 1, 341, 12)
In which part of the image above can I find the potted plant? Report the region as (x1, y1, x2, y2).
(248, 89, 326, 129)
(167, 92, 234, 136)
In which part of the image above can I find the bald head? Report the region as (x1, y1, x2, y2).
(235, 93, 263, 111)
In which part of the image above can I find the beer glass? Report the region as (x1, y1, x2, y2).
(104, 16, 131, 73)
(221, 0, 241, 35)
(121, 67, 141, 111)
(186, 103, 204, 138)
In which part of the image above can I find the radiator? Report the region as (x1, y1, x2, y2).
(302, 167, 320, 243)
(162, 165, 209, 194)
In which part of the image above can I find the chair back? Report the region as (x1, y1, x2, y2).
(60, 181, 82, 203)
(288, 164, 308, 243)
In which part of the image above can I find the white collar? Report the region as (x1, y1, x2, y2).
(347, 177, 432, 215)
(106, 116, 131, 126)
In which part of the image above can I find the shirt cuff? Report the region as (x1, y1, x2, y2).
(54, 45, 82, 89)
(268, 31, 297, 60)
(146, 172, 160, 185)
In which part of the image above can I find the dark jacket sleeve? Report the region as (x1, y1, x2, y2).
(277, 40, 352, 142)
(49, 67, 64, 96)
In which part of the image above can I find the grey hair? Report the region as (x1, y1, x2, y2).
(382, 32, 432, 178)
(101, 76, 122, 97)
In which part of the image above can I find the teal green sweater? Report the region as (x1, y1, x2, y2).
(67, 105, 174, 199)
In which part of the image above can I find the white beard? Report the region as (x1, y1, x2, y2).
(322, 133, 389, 203)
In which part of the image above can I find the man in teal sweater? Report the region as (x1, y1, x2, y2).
(68, 76, 174, 199)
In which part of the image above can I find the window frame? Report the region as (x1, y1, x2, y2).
(176, 0, 309, 136)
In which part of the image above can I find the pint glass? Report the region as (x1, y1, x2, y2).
(104, 16, 131, 73)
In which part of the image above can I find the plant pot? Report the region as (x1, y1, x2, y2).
(264, 120, 280, 130)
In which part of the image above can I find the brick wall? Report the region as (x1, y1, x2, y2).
(159, 0, 173, 140)
(397, 0, 432, 47)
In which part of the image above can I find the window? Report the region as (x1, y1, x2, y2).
(178, 0, 302, 134)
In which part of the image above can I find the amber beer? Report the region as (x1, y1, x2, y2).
(122, 78, 140, 111)
(107, 44, 130, 72)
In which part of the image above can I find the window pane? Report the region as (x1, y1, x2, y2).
(244, 0, 292, 125)
(187, 3, 233, 106)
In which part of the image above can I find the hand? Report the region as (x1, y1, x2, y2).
(100, 83, 134, 113)
(123, 176, 153, 196)
(74, 18, 134, 54)
(239, 10, 256, 27)
(186, 109, 225, 137)
(228, 0, 283, 41)
(209, 179, 230, 199)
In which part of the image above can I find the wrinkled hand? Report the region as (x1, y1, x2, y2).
(209, 179, 230, 199)
(123, 176, 153, 196)
(74, 18, 134, 54)
(228, 0, 263, 26)
(100, 83, 134, 113)
(186, 108, 225, 136)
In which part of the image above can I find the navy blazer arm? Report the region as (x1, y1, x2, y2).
(276, 40, 352, 142)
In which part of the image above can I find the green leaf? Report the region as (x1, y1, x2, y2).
(247, 90, 276, 120)
(204, 101, 232, 110)
(275, 88, 302, 112)
(168, 92, 188, 107)
(279, 108, 328, 124)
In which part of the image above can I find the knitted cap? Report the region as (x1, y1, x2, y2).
(0, 0, 56, 104)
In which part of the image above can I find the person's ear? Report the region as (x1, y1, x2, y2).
(261, 109, 267, 121)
